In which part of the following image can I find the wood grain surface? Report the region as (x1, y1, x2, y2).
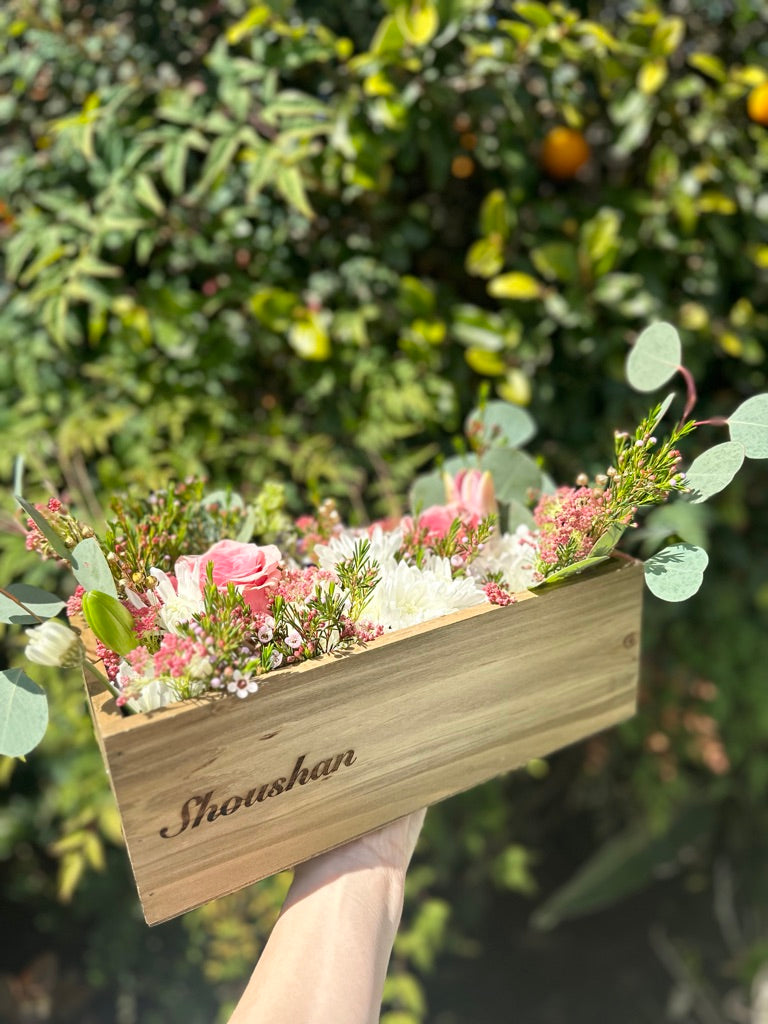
(82, 559, 644, 925)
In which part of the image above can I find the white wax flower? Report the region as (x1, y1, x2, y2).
(25, 620, 86, 669)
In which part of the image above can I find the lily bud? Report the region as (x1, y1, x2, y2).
(81, 590, 138, 656)
(25, 620, 86, 668)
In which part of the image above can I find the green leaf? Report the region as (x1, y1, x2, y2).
(193, 133, 241, 197)
(465, 401, 536, 449)
(638, 503, 710, 555)
(133, 173, 165, 216)
(534, 554, 610, 587)
(0, 585, 66, 625)
(480, 448, 543, 503)
(687, 52, 727, 82)
(530, 242, 578, 284)
(479, 190, 512, 239)
(409, 471, 447, 512)
(161, 138, 188, 195)
(513, 1, 555, 27)
(644, 543, 709, 602)
(531, 804, 716, 930)
(14, 495, 71, 561)
(70, 538, 118, 598)
(288, 313, 330, 360)
(684, 442, 745, 503)
(393, 2, 439, 46)
(589, 522, 628, 558)
(487, 272, 542, 301)
(650, 392, 676, 432)
(465, 236, 504, 279)
(728, 394, 768, 459)
(13, 455, 25, 497)
(0, 668, 49, 758)
(503, 499, 536, 531)
(275, 166, 314, 218)
(625, 322, 682, 392)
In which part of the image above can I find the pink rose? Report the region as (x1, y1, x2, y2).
(415, 505, 460, 542)
(181, 540, 282, 614)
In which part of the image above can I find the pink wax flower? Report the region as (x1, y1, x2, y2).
(180, 539, 282, 614)
(443, 469, 498, 523)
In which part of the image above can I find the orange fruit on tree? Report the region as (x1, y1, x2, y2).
(747, 82, 768, 126)
(540, 126, 591, 180)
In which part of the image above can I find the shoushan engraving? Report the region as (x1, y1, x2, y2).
(159, 749, 357, 839)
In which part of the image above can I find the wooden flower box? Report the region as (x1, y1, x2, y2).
(83, 559, 644, 926)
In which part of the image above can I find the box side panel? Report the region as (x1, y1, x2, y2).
(96, 561, 643, 924)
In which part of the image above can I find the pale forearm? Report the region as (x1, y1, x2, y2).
(229, 811, 425, 1024)
(229, 862, 405, 1024)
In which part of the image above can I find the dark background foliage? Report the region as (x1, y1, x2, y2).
(1, 1, 767, 1020)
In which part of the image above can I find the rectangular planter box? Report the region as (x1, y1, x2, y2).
(83, 558, 644, 926)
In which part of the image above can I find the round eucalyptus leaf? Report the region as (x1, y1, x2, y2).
(465, 401, 536, 450)
(503, 499, 536, 531)
(644, 543, 709, 602)
(0, 585, 66, 625)
(480, 448, 543, 503)
(0, 668, 49, 758)
(409, 471, 447, 513)
(625, 322, 681, 392)
(683, 442, 745, 504)
(728, 394, 768, 459)
(71, 538, 118, 598)
(441, 454, 477, 477)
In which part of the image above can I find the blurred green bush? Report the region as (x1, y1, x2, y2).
(1, 0, 767, 1020)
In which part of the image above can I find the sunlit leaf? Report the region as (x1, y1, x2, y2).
(71, 538, 118, 598)
(487, 272, 542, 301)
(625, 322, 682, 392)
(465, 401, 536, 449)
(644, 543, 709, 601)
(0, 668, 48, 758)
(728, 394, 768, 459)
(0, 585, 65, 625)
(684, 442, 745, 503)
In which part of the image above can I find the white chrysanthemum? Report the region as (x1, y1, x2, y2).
(314, 525, 403, 571)
(149, 560, 204, 633)
(364, 557, 485, 632)
(469, 525, 539, 594)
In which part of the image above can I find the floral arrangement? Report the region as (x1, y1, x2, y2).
(2, 323, 766, 758)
